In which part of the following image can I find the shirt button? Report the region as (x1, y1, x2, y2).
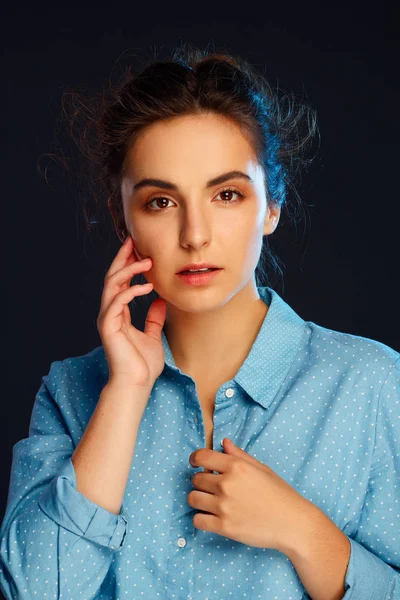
(177, 537, 187, 548)
(225, 388, 235, 398)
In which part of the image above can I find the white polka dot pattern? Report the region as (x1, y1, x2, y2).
(0, 286, 399, 599)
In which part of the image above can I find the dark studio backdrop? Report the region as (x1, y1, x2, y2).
(2, 2, 399, 573)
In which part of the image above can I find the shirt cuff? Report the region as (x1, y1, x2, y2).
(38, 456, 128, 551)
(342, 535, 393, 599)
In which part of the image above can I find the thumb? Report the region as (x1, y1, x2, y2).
(144, 297, 167, 340)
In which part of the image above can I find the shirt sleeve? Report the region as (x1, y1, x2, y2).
(0, 359, 128, 600)
(342, 356, 400, 599)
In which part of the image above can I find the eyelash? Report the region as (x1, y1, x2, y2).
(144, 187, 245, 212)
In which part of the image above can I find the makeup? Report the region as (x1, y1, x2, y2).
(176, 268, 223, 286)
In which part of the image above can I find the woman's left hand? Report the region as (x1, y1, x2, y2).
(188, 438, 318, 553)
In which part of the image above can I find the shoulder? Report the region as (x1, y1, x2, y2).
(60, 345, 109, 386)
(304, 319, 399, 383)
(41, 346, 109, 441)
(44, 345, 108, 394)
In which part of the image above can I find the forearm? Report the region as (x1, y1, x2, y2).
(284, 503, 351, 600)
(72, 380, 152, 515)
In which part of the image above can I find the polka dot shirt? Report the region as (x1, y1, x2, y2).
(0, 286, 399, 599)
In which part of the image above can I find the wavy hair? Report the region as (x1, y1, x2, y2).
(40, 41, 320, 301)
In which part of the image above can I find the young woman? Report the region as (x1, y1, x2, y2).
(1, 44, 399, 600)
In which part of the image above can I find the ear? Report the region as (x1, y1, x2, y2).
(263, 202, 281, 236)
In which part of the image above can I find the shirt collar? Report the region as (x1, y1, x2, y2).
(161, 286, 307, 410)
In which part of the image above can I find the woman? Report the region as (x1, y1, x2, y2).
(1, 44, 399, 600)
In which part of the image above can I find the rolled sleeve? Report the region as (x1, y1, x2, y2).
(342, 357, 400, 599)
(38, 456, 128, 551)
(342, 536, 397, 599)
(0, 358, 129, 600)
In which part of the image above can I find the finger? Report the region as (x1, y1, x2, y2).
(123, 302, 131, 329)
(101, 283, 153, 328)
(192, 471, 220, 494)
(188, 489, 219, 516)
(107, 236, 137, 279)
(99, 260, 152, 316)
(225, 443, 271, 473)
(190, 448, 230, 473)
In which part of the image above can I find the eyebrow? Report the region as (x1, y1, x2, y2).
(132, 170, 254, 193)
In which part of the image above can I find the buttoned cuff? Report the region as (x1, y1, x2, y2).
(342, 536, 393, 599)
(38, 457, 128, 551)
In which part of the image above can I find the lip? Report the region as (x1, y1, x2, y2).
(176, 262, 220, 273)
(176, 268, 223, 286)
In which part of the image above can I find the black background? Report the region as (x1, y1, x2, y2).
(2, 3, 399, 583)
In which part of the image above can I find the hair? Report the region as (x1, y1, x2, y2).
(40, 41, 320, 303)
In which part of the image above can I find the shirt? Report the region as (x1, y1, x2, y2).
(0, 285, 399, 600)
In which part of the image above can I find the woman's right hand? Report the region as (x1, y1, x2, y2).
(97, 235, 167, 390)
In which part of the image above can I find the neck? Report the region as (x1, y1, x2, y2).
(163, 279, 269, 375)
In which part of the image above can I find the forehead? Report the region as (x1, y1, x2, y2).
(122, 113, 259, 180)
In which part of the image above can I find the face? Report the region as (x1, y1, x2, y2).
(118, 112, 280, 312)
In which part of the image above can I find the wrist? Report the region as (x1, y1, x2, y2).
(277, 498, 323, 560)
(106, 378, 154, 392)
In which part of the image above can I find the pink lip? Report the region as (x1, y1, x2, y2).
(177, 263, 220, 273)
(176, 268, 223, 286)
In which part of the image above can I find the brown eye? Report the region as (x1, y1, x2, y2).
(144, 187, 244, 212)
(217, 188, 244, 204)
(145, 196, 174, 211)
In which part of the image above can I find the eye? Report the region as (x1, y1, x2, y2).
(145, 196, 174, 211)
(217, 188, 244, 204)
(144, 187, 244, 212)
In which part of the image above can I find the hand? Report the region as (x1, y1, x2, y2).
(97, 235, 167, 390)
(187, 438, 316, 553)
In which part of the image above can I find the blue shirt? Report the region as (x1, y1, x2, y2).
(1, 285, 399, 600)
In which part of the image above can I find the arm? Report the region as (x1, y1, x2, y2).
(0, 360, 152, 600)
(284, 357, 400, 600)
(285, 503, 351, 600)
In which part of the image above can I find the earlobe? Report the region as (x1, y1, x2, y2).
(265, 205, 281, 235)
(264, 216, 278, 236)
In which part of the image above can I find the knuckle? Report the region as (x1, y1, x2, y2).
(216, 478, 226, 494)
(231, 458, 246, 476)
(218, 476, 233, 498)
(219, 498, 232, 518)
(218, 515, 229, 534)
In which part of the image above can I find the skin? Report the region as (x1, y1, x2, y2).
(112, 112, 281, 375)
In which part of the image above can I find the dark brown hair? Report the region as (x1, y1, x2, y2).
(41, 42, 319, 293)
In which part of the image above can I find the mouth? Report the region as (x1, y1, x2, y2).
(178, 267, 220, 275)
(176, 268, 223, 286)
